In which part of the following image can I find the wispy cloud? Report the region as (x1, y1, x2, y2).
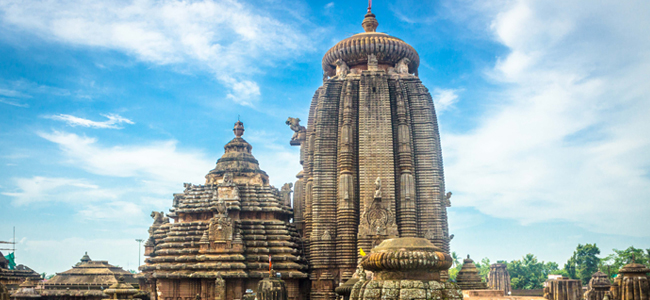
(37, 131, 212, 193)
(432, 88, 460, 113)
(443, 0, 650, 237)
(0, 98, 29, 108)
(0, 0, 314, 106)
(1, 176, 111, 205)
(45, 114, 134, 129)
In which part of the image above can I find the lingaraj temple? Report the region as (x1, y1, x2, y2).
(140, 6, 456, 300)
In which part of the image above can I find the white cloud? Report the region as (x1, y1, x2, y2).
(1, 176, 114, 205)
(0, 98, 29, 108)
(0, 0, 312, 105)
(443, 0, 650, 236)
(432, 88, 460, 113)
(37, 131, 212, 193)
(45, 113, 134, 129)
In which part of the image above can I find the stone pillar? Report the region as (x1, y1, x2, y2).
(488, 263, 512, 295)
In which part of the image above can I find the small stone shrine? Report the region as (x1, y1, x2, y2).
(256, 271, 287, 300)
(348, 237, 461, 300)
(584, 271, 610, 300)
(604, 261, 650, 300)
(39, 253, 139, 300)
(456, 255, 487, 290)
(141, 121, 307, 300)
(10, 278, 41, 300)
(290, 5, 453, 299)
(0, 252, 41, 291)
(488, 263, 511, 295)
(103, 276, 139, 300)
(543, 277, 582, 300)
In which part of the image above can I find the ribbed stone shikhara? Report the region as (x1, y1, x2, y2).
(289, 7, 452, 300)
(604, 262, 650, 300)
(487, 263, 511, 295)
(141, 121, 308, 300)
(455, 255, 487, 290)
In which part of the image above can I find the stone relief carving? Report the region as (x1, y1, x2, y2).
(358, 178, 398, 237)
(335, 59, 349, 79)
(222, 172, 234, 185)
(321, 230, 331, 241)
(396, 57, 411, 74)
(367, 54, 379, 71)
(184, 182, 192, 193)
(209, 199, 233, 242)
(285, 117, 306, 144)
(214, 273, 226, 300)
(374, 177, 382, 199)
(444, 191, 452, 207)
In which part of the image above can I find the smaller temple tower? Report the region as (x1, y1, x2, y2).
(142, 121, 307, 300)
(584, 271, 611, 300)
(487, 263, 512, 295)
(456, 255, 487, 290)
(604, 262, 650, 300)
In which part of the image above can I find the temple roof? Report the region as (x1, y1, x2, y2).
(45, 253, 137, 288)
(619, 262, 650, 274)
(456, 255, 487, 290)
(206, 121, 269, 183)
(322, 8, 419, 75)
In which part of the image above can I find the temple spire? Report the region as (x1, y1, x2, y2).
(362, 1, 378, 32)
(233, 120, 244, 137)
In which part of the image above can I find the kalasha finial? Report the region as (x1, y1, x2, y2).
(362, 1, 378, 32)
(233, 120, 244, 137)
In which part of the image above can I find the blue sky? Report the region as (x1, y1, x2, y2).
(0, 0, 649, 274)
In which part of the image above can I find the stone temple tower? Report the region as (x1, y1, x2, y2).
(289, 7, 452, 300)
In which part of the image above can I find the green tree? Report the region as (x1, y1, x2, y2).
(564, 244, 601, 285)
(448, 252, 462, 282)
(605, 246, 650, 274)
(508, 254, 559, 290)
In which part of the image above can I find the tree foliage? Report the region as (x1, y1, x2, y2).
(564, 243, 601, 285)
(598, 246, 650, 280)
(508, 254, 559, 290)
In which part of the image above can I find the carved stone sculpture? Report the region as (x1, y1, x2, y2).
(286, 118, 306, 145)
(335, 59, 349, 79)
(395, 57, 411, 75)
(281, 183, 293, 207)
(215, 274, 226, 300)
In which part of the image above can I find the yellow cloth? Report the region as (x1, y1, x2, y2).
(359, 248, 366, 257)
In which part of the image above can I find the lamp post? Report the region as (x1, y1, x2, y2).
(135, 239, 144, 271)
